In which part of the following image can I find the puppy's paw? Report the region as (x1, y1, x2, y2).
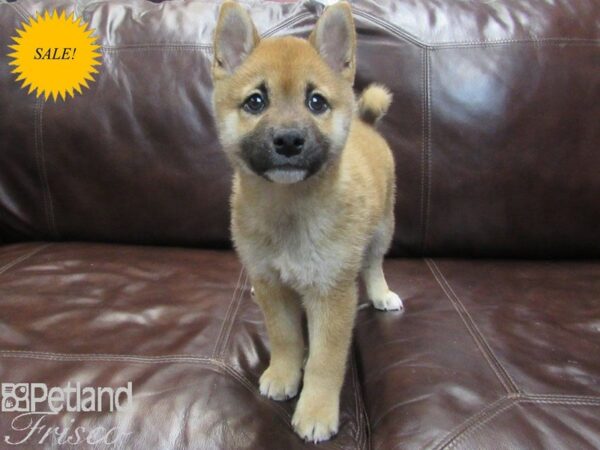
(292, 395, 339, 443)
(259, 365, 301, 401)
(372, 290, 404, 311)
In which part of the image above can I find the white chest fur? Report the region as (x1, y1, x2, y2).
(234, 202, 363, 293)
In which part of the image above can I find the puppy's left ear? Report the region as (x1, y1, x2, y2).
(309, 1, 356, 83)
(213, 1, 259, 79)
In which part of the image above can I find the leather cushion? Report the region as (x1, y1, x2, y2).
(0, 243, 598, 448)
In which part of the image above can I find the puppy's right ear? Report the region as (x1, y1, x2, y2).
(213, 1, 259, 78)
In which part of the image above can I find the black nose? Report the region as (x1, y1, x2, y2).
(273, 129, 305, 157)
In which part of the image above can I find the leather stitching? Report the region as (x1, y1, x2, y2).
(219, 271, 249, 360)
(98, 13, 312, 52)
(212, 267, 244, 359)
(353, 9, 424, 48)
(526, 393, 600, 402)
(0, 349, 346, 450)
(419, 48, 427, 255)
(432, 39, 600, 50)
(434, 393, 600, 449)
(34, 99, 58, 239)
(0, 352, 293, 430)
(0, 243, 51, 276)
(523, 398, 600, 406)
(426, 259, 520, 394)
(102, 44, 212, 52)
(11, 2, 310, 52)
(261, 12, 312, 38)
(350, 355, 362, 448)
(350, 351, 370, 450)
(445, 399, 518, 449)
(423, 50, 432, 254)
(353, 8, 600, 49)
(0, 349, 219, 361)
(430, 396, 514, 450)
(11, 3, 599, 52)
(8, 2, 29, 22)
(432, 260, 520, 391)
(442, 393, 600, 449)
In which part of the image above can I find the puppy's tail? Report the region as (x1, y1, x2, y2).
(358, 84, 393, 125)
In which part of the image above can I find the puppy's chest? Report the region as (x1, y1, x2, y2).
(238, 210, 349, 289)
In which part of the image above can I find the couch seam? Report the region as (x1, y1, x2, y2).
(212, 267, 245, 359)
(431, 39, 600, 50)
(97, 12, 312, 53)
(8, 2, 29, 22)
(445, 399, 518, 449)
(350, 352, 370, 450)
(425, 259, 520, 394)
(352, 8, 600, 49)
(0, 243, 52, 276)
(0, 352, 277, 407)
(261, 11, 312, 38)
(0, 349, 345, 450)
(34, 98, 58, 239)
(0, 352, 294, 427)
(522, 398, 600, 406)
(526, 394, 600, 402)
(421, 49, 432, 255)
(350, 354, 361, 448)
(425, 50, 433, 254)
(439, 393, 600, 449)
(12, 3, 599, 52)
(11, 2, 310, 51)
(219, 270, 249, 360)
(353, 8, 425, 48)
(10, 3, 57, 241)
(419, 48, 426, 255)
(430, 395, 515, 450)
(101, 44, 213, 53)
(433, 260, 520, 391)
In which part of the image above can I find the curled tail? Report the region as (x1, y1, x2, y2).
(358, 83, 393, 125)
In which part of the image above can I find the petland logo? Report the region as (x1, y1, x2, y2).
(0, 382, 133, 446)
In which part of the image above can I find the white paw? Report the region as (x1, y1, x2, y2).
(292, 395, 339, 443)
(259, 366, 301, 401)
(372, 290, 404, 311)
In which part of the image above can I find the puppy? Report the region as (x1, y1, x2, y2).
(211, 0, 402, 443)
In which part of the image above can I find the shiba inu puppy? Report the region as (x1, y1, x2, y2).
(212, 0, 403, 443)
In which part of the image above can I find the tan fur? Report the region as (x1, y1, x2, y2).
(212, 1, 402, 443)
(358, 83, 393, 124)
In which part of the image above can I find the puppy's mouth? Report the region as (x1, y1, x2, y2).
(263, 166, 308, 184)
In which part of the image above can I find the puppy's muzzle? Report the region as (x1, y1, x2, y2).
(240, 124, 329, 184)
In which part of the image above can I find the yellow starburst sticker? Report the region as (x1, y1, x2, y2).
(7, 10, 102, 101)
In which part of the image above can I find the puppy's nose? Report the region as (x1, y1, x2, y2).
(273, 129, 305, 157)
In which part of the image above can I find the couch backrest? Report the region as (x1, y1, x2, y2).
(1, 0, 599, 257)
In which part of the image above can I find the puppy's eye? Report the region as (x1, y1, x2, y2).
(307, 93, 329, 114)
(243, 93, 267, 114)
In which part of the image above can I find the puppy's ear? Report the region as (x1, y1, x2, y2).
(213, 1, 259, 78)
(309, 1, 356, 83)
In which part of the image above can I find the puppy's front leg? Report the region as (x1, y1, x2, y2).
(292, 282, 357, 443)
(253, 279, 304, 401)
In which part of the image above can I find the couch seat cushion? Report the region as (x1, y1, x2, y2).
(1, 243, 599, 449)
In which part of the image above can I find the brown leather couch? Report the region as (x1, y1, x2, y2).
(1, 0, 599, 448)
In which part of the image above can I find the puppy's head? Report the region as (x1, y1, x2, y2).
(211, 1, 356, 184)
